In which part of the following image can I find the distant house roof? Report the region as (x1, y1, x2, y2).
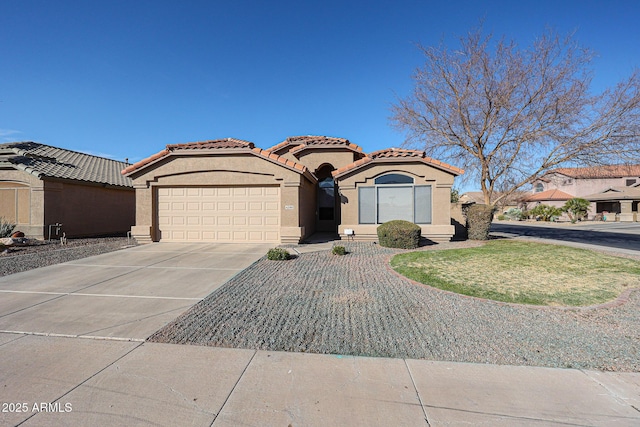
(583, 187, 640, 202)
(459, 191, 528, 206)
(122, 138, 316, 182)
(333, 148, 464, 178)
(0, 142, 132, 188)
(548, 165, 640, 179)
(524, 189, 574, 202)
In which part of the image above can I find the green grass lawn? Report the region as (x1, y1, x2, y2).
(390, 240, 640, 306)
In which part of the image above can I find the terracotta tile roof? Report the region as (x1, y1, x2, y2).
(122, 138, 314, 181)
(0, 142, 132, 188)
(524, 189, 574, 202)
(268, 135, 363, 154)
(251, 147, 313, 178)
(550, 165, 640, 179)
(369, 148, 425, 159)
(333, 148, 464, 178)
(331, 157, 373, 176)
(166, 138, 254, 151)
(122, 138, 255, 175)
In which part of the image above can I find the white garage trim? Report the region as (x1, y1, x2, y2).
(156, 186, 280, 242)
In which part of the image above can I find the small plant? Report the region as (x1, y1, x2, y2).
(267, 247, 290, 261)
(497, 214, 507, 221)
(332, 245, 347, 255)
(377, 220, 421, 249)
(0, 217, 16, 238)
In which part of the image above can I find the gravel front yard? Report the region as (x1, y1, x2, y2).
(148, 241, 640, 372)
(0, 237, 135, 276)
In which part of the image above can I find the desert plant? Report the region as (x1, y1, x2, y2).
(497, 214, 507, 221)
(563, 198, 591, 223)
(528, 204, 564, 221)
(0, 217, 16, 238)
(267, 247, 290, 261)
(505, 207, 524, 221)
(465, 204, 495, 240)
(332, 245, 347, 256)
(377, 220, 421, 249)
(450, 188, 460, 203)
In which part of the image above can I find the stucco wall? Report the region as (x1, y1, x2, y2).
(336, 162, 457, 242)
(298, 178, 317, 240)
(0, 170, 45, 238)
(534, 174, 640, 197)
(128, 152, 315, 243)
(43, 180, 135, 238)
(293, 149, 359, 173)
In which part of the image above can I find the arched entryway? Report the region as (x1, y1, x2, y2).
(315, 164, 338, 233)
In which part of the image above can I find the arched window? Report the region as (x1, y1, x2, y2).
(534, 183, 544, 193)
(358, 173, 431, 224)
(374, 174, 414, 185)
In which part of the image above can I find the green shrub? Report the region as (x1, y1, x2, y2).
(450, 188, 460, 203)
(563, 198, 590, 223)
(267, 247, 290, 260)
(497, 214, 507, 221)
(466, 204, 495, 240)
(0, 217, 16, 238)
(528, 204, 564, 221)
(332, 245, 347, 255)
(377, 220, 421, 249)
(505, 207, 524, 221)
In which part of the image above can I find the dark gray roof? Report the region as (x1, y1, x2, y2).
(0, 142, 133, 188)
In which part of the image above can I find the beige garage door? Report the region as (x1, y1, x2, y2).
(157, 186, 280, 242)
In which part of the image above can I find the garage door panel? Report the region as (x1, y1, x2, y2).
(157, 186, 280, 243)
(265, 217, 279, 226)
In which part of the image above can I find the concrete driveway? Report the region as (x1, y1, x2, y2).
(0, 243, 271, 340)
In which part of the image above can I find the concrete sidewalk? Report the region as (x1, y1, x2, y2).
(1, 334, 638, 426)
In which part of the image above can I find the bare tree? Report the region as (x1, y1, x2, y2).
(391, 27, 640, 206)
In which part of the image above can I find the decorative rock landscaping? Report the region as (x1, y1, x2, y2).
(149, 241, 640, 372)
(0, 237, 134, 276)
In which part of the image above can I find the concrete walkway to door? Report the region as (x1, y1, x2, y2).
(0, 243, 638, 426)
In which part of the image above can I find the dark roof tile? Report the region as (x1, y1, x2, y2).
(0, 142, 132, 188)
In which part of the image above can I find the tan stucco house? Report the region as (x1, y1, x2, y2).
(525, 165, 640, 221)
(123, 136, 463, 244)
(0, 142, 135, 239)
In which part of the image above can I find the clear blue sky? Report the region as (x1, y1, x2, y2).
(1, 0, 639, 181)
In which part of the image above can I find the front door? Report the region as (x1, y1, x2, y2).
(317, 177, 337, 232)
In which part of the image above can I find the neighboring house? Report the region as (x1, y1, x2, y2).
(524, 165, 640, 221)
(0, 142, 135, 239)
(459, 191, 528, 212)
(122, 136, 463, 244)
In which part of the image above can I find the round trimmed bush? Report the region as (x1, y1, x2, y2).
(377, 220, 421, 249)
(466, 204, 495, 240)
(267, 247, 290, 260)
(332, 245, 347, 255)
